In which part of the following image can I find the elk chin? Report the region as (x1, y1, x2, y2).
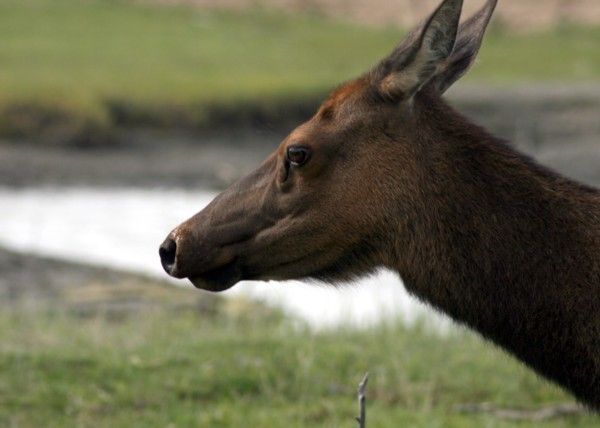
(188, 260, 242, 292)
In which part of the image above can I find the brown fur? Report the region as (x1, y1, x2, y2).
(391, 90, 600, 408)
(160, 0, 600, 408)
(318, 78, 368, 120)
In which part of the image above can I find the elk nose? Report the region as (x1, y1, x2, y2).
(159, 237, 177, 275)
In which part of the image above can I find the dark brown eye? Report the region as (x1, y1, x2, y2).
(286, 146, 311, 167)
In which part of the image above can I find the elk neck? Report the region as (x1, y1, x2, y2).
(386, 92, 600, 407)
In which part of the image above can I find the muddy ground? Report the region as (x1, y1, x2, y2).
(0, 246, 226, 314)
(0, 130, 276, 189)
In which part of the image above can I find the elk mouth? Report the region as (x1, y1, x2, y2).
(188, 259, 242, 292)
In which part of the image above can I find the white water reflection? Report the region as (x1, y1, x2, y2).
(0, 187, 450, 330)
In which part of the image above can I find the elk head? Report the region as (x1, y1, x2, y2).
(159, 0, 497, 291)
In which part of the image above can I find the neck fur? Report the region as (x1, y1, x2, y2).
(392, 95, 600, 408)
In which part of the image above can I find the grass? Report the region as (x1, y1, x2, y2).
(0, 0, 599, 141)
(1, 295, 597, 427)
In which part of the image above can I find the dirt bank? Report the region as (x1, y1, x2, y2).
(1, 96, 322, 148)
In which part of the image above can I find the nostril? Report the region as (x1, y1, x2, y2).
(159, 237, 177, 275)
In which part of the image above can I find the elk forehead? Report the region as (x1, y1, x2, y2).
(318, 78, 368, 120)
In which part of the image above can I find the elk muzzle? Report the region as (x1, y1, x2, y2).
(158, 168, 277, 292)
(159, 220, 245, 292)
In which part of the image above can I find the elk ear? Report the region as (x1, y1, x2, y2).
(430, 0, 498, 93)
(375, 0, 463, 100)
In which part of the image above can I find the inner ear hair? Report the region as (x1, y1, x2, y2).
(375, 0, 464, 100)
(429, 0, 498, 94)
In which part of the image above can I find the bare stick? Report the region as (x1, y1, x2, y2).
(356, 372, 369, 428)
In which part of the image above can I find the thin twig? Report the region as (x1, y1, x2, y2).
(454, 402, 586, 421)
(355, 372, 369, 428)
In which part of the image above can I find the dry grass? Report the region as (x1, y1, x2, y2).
(147, 0, 600, 31)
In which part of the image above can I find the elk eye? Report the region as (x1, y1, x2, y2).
(286, 146, 311, 167)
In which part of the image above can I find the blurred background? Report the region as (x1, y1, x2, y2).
(1, 0, 599, 426)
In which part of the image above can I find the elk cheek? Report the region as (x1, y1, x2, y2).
(278, 160, 290, 184)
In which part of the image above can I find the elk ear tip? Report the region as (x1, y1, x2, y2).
(370, 0, 489, 100)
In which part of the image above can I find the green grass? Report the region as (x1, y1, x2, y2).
(0, 0, 599, 139)
(1, 301, 597, 427)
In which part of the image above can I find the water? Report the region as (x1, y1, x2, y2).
(0, 186, 450, 330)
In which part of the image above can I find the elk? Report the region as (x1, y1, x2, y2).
(160, 0, 600, 409)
